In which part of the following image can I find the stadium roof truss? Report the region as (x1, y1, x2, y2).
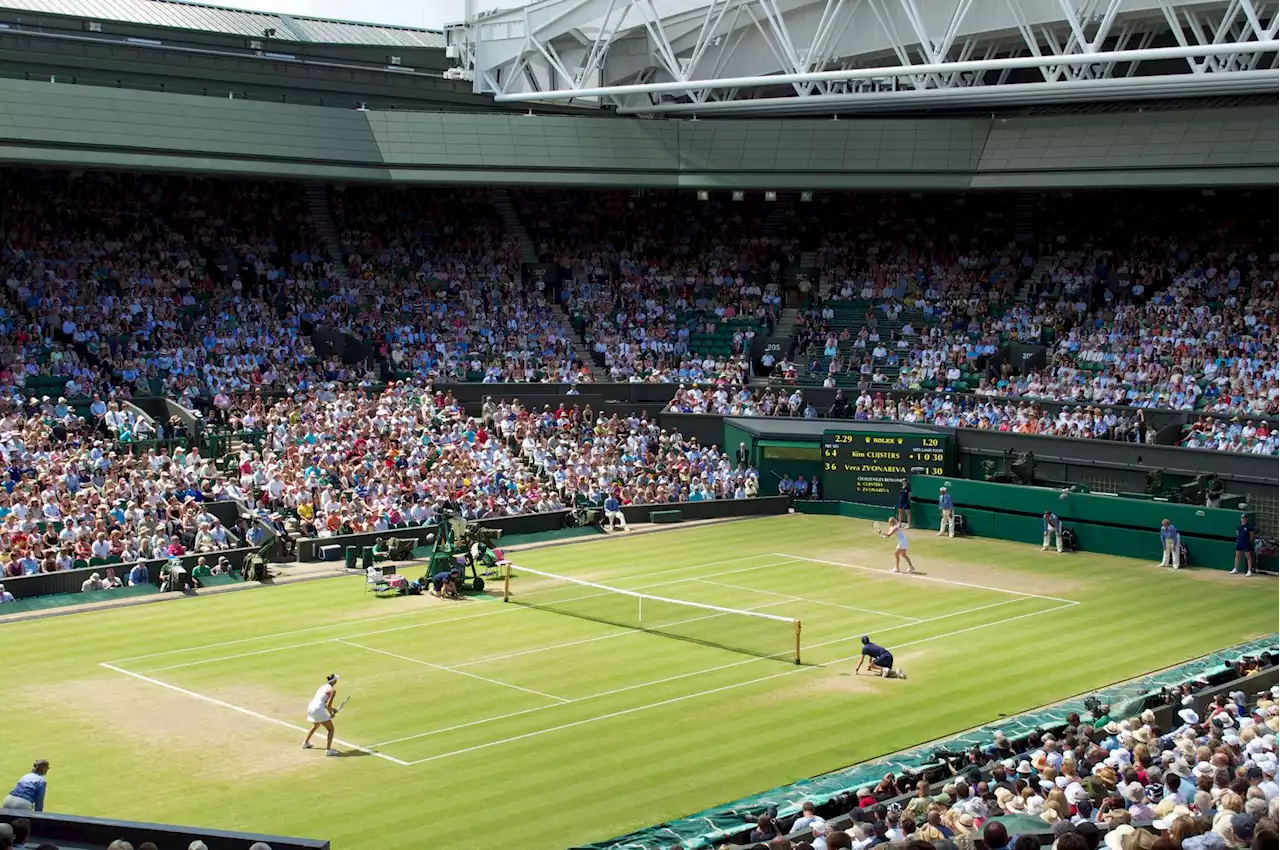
(446, 0, 1280, 115)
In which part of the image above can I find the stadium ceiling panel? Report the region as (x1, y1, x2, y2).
(445, 0, 1279, 115)
(0, 0, 445, 46)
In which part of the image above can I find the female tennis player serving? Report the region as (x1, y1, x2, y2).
(875, 517, 917, 575)
(303, 673, 341, 756)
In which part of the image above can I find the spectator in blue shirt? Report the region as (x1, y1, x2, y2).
(127, 563, 150, 586)
(0, 583, 12, 604)
(1158, 519, 1181, 569)
(937, 486, 955, 538)
(3, 760, 49, 812)
(603, 494, 628, 533)
(794, 476, 809, 498)
(778, 475, 793, 496)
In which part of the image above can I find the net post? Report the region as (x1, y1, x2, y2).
(793, 619, 802, 665)
(503, 562, 511, 603)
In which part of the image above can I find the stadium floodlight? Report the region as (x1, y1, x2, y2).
(732, 191, 744, 201)
(765, 191, 777, 202)
(696, 190, 709, 201)
(800, 192, 813, 203)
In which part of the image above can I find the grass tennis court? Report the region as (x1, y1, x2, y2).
(6, 514, 1276, 849)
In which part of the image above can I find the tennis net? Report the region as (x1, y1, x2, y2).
(504, 565, 801, 664)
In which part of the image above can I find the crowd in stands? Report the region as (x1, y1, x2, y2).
(208, 382, 759, 538)
(330, 186, 592, 384)
(735, 679, 1280, 850)
(665, 385, 1161, 444)
(0, 393, 259, 580)
(517, 190, 786, 382)
(0, 170, 1273, 561)
(491, 397, 759, 504)
(779, 191, 1276, 453)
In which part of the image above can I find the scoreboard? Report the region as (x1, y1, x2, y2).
(821, 431, 952, 506)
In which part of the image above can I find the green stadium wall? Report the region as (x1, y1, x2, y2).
(907, 475, 1259, 570)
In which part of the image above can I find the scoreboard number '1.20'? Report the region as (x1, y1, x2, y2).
(820, 432, 952, 506)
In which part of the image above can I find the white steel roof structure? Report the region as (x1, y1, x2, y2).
(445, 0, 1279, 115)
(0, 0, 445, 47)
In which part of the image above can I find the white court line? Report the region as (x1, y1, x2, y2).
(137, 560, 800, 675)
(124, 558, 793, 675)
(98, 662, 410, 767)
(451, 599, 796, 669)
(776, 554, 1080, 605)
(398, 600, 1078, 766)
(335, 639, 572, 703)
(368, 595, 1055, 750)
(694, 579, 923, 622)
(141, 606, 520, 673)
(105, 553, 792, 666)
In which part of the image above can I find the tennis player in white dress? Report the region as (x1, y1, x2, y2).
(303, 673, 340, 756)
(880, 517, 917, 574)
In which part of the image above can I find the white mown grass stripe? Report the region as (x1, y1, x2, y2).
(140, 606, 519, 673)
(450, 599, 796, 669)
(694, 578, 924, 622)
(515, 565, 798, 624)
(127, 562, 802, 675)
(105, 553, 793, 666)
(98, 662, 408, 766)
(335, 639, 572, 703)
(776, 553, 1080, 605)
(398, 599, 1076, 765)
(370, 596, 1062, 751)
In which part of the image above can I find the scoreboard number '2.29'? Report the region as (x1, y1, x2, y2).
(820, 432, 952, 506)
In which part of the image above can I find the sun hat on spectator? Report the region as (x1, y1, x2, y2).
(189, 842, 209, 850)
(1133, 727, 1152, 744)
(995, 788, 1014, 808)
(1066, 783, 1089, 804)
(1193, 762, 1216, 778)
(1154, 806, 1193, 830)
(1007, 796, 1026, 813)
(1180, 709, 1201, 725)
(1105, 721, 1122, 735)
(1141, 709, 1157, 724)
(1105, 824, 1137, 850)
(1017, 760, 1035, 775)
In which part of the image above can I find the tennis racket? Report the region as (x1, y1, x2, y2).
(331, 696, 351, 717)
(873, 521, 888, 538)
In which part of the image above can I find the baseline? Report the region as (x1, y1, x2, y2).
(776, 554, 1080, 605)
(98, 662, 409, 766)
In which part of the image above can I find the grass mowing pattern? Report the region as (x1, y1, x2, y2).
(4, 514, 1275, 850)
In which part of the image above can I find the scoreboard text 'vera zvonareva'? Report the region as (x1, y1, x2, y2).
(820, 431, 952, 506)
